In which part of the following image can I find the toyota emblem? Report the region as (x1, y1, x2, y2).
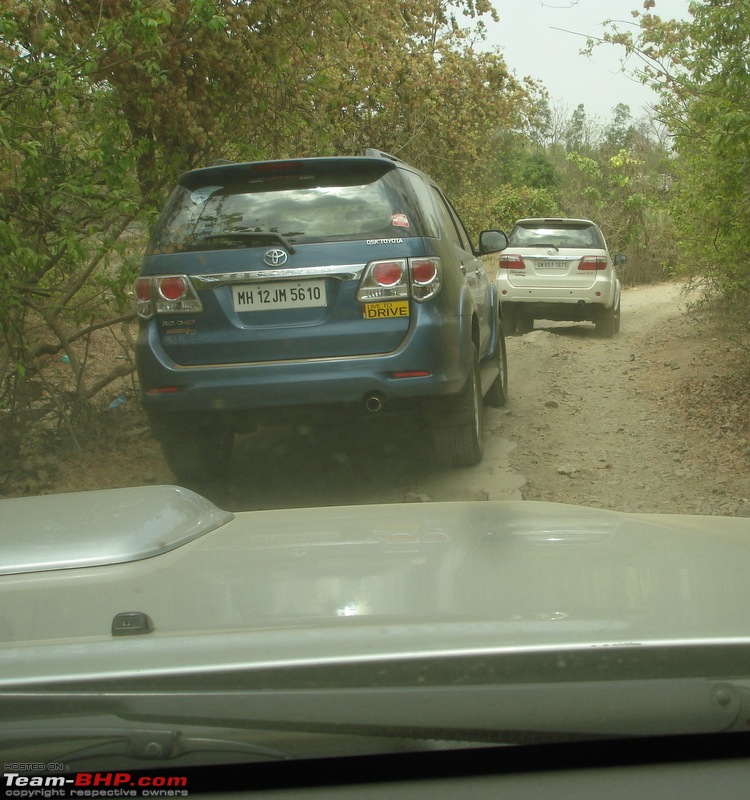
(264, 249, 288, 266)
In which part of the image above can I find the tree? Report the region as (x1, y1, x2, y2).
(602, 103, 635, 154)
(599, 1, 750, 302)
(564, 103, 596, 154)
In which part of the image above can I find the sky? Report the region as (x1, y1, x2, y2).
(482, 0, 693, 122)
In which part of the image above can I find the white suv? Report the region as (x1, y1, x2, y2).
(496, 218, 626, 337)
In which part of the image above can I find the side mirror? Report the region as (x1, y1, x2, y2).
(479, 230, 509, 254)
(614, 253, 627, 267)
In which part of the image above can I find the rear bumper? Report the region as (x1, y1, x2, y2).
(503, 299, 608, 323)
(135, 312, 474, 424)
(497, 280, 617, 309)
(499, 281, 618, 322)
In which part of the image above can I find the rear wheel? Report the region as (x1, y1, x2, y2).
(160, 429, 234, 482)
(484, 326, 508, 408)
(614, 297, 622, 334)
(431, 345, 484, 468)
(502, 304, 518, 335)
(516, 312, 534, 334)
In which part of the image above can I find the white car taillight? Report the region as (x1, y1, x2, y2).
(578, 256, 608, 271)
(134, 275, 203, 319)
(499, 254, 525, 270)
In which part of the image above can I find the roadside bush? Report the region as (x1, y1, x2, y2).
(456, 184, 561, 239)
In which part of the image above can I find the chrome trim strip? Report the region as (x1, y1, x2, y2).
(192, 264, 366, 289)
(525, 255, 579, 261)
(169, 350, 396, 370)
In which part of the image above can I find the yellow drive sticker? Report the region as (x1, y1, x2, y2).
(363, 301, 410, 319)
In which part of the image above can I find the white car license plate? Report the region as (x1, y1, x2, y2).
(534, 260, 567, 270)
(232, 280, 327, 311)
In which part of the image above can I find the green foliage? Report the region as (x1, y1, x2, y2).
(599, 1, 750, 299)
(508, 151, 557, 189)
(1, 9, 138, 446)
(457, 185, 561, 238)
(561, 145, 676, 284)
(602, 103, 636, 156)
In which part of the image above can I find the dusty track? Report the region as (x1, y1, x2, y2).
(30, 282, 750, 517)
(500, 282, 749, 516)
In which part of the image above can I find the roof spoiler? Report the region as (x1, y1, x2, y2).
(364, 148, 405, 164)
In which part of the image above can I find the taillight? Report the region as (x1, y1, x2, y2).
(134, 274, 203, 319)
(372, 261, 405, 287)
(357, 259, 409, 302)
(499, 254, 525, 270)
(410, 259, 438, 284)
(357, 258, 442, 304)
(157, 275, 189, 300)
(134, 277, 152, 302)
(578, 256, 608, 271)
(409, 258, 440, 301)
(134, 277, 153, 318)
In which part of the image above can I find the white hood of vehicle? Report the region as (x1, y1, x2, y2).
(2, 487, 750, 686)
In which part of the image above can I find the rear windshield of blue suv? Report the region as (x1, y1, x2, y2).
(146, 159, 432, 255)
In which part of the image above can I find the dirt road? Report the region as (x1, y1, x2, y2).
(500, 282, 749, 516)
(40, 282, 749, 516)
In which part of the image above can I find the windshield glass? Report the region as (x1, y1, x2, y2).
(508, 222, 603, 249)
(147, 165, 420, 254)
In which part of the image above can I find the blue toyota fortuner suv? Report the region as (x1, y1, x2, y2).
(134, 150, 509, 480)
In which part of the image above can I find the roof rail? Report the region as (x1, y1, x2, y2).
(364, 148, 405, 164)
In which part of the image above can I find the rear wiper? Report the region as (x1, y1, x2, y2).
(199, 231, 297, 253)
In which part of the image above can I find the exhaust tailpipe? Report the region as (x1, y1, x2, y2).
(364, 393, 385, 413)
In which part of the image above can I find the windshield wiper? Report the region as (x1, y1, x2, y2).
(5, 678, 748, 745)
(2, 717, 291, 764)
(198, 231, 297, 253)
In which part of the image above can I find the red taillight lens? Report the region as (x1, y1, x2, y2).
(372, 261, 404, 287)
(499, 254, 525, 270)
(410, 259, 438, 284)
(134, 277, 152, 302)
(578, 256, 608, 271)
(157, 276, 188, 300)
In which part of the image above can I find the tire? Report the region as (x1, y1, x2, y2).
(431, 345, 484, 468)
(614, 297, 622, 334)
(596, 301, 618, 338)
(502, 304, 518, 335)
(516, 312, 534, 334)
(160, 429, 234, 482)
(484, 325, 509, 408)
